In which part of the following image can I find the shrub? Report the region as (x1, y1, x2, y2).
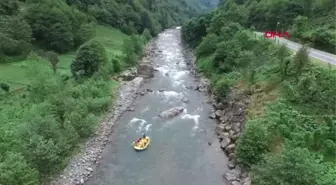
(213, 77, 231, 99)
(111, 56, 122, 73)
(142, 28, 152, 41)
(236, 120, 270, 167)
(0, 83, 10, 92)
(71, 40, 108, 78)
(251, 147, 335, 185)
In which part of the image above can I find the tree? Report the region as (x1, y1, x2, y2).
(0, 16, 32, 55)
(0, 152, 39, 185)
(47, 51, 59, 74)
(71, 40, 108, 78)
(290, 45, 310, 78)
(25, 3, 74, 52)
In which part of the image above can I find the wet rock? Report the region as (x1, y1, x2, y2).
(218, 132, 230, 141)
(215, 124, 225, 135)
(147, 88, 153, 92)
(137, 62, 154, 78)
(159, 88, 165, 92)
(224, 125, 232, 132)
(225, 144, 236, 153)
(165, 72, 169, 76)
(234, 165, 242, 175)
(228, 161, 236, 169)
(159, 107, 185, 119)
(215, 110, 222, 118)
(224, 171, 238, 181)
(220, 137, 231, 149)
(194, 86, 200, 90)
(208, 141, 212, 145)
(232, 181, 241, 185)
(127, 107, 135, 111)
(209, 113, 216, 119)
(140, 91, 145, 96)
(182, 98, 189, 103)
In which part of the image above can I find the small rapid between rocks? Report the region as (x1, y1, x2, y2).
(85, 28, 229, 185)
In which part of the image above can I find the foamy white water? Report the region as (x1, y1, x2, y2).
(129, 118, 147, 133)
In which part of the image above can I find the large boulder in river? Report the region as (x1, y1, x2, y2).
(159, 107, 185, 119)
(137, 62, 154, 78)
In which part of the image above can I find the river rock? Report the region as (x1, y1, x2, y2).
(232, 181, 241, 185)
(232, 122, 242, 133)
(159, 107, 184, 119)
(215, 124, 225, 135)
(80, 178, 84, 184)
(159, 88, 165, 92)
(119, 67, 137, 81)
(224, 171, 238, 181)
(220, 137, 231, 149)
(215, 110, 222, 118)
(218, 132, 229, 141)
(228, 161, 236, 169)
(137, 62, 154, 78)
(209, 113, 216, 119)
(215, 102, 224, 109)
(225, 144, 236, 153)
(147, 88, 153, 92)
(224, 125, 232, 132)
(182, 98, 189, 103)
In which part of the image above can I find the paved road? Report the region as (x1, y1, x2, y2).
(255, 32, 336, 65)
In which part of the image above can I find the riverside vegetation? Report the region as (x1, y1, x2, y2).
(182, 0, 336, 185)
(0, 0, 217, 184)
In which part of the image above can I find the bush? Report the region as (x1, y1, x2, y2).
(251, 147, 335, 185)
(0, 83, 10, 92)
(71, 40, 108, 78)
(142, 28, 152, 41)
(236, 120, 270, 167)
(213, 77, 231, 99)
(111, 56, 122, 73)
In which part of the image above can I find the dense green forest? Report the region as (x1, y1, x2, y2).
(0, 0, 216, 184)
(0, 0, 215, 59)
(216, 0, 336, 53)
(182, 0, 336, 185)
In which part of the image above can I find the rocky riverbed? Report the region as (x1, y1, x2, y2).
(183, 45, 252, 185)
(49, 28, 251, 185)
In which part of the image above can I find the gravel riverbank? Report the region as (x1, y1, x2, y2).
(48, 42, 156, 185)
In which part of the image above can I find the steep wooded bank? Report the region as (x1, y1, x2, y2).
(182, 0, 336, 185)
(215, 0, 336, 53)
(0, 0, 217, 184)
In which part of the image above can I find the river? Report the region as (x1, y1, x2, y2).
(85, 28, 229, 185)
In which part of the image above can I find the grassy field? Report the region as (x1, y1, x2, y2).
(0, 24, 128, 92)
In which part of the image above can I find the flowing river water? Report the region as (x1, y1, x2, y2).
(85, 28, 229, 185)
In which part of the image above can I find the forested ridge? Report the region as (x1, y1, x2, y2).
(182, 0, 336, 185)
(0, 0, 217, 184)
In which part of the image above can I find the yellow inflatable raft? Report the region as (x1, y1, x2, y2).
(132, 136, 151, 151)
